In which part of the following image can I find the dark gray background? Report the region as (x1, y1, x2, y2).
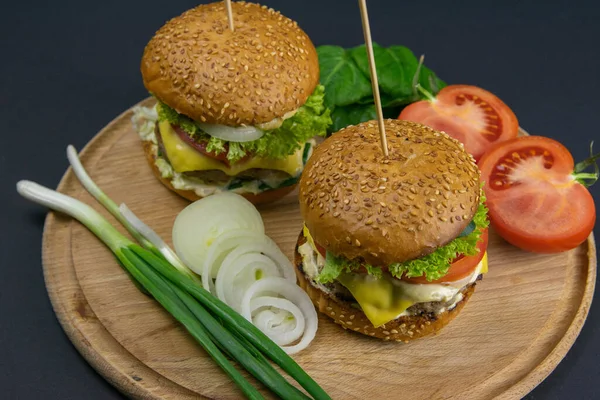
(2, 0, 599, 398)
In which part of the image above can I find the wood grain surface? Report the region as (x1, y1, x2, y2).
(42, 100, 596, 399)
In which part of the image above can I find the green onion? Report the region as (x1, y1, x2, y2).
(17, 169, 330, 399)
(135, 248, 330, 400)
(118, 248, 264, 400)
(126, 247, 309, 400)
(66, 145, 198, 283)
(17, 181, 261, 399)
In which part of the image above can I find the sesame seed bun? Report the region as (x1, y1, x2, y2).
(142, 140, 297, 205)
(299, 119, 481, 266)
(294, 233, 476, 342)
(141, 1, 319, 127)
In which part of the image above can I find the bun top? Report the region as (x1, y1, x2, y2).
(141, 1, 319, 126)
(299, 119, 481, 266)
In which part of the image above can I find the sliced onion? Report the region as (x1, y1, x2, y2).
(197, 122, 264, 143)
(241, 277, 318, 354)
(215, 237, 296, 309)
(216, 252, 280, 310)
(202, 229, 258, 292)
(251, 297, 305, 345)
(172, 193, 264, 275)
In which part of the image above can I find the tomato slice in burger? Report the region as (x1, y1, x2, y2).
(401, 228, 489, 284)
(479, 136, 596, 253)
(173, 125, 250, 166)
(314, 242, 327, 259)
(398, 85, 519, 161)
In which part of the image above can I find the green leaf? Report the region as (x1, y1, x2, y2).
(318, 251, 383, 284)
(350, 44, 418, 100)
(317, 45, 372, 108)
(326, 43, 446, 112)
(157, 85, 331, 163)
(330, 104, 377, 132)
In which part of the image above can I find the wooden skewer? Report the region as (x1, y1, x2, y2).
(358, 0, 388, 157)
(225, 0, 235, 32)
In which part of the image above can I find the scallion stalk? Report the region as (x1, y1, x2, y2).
(133, 247, 331, 400)
(17, 180, 331, 399)
(118, 248, 264, 400)
(66, 145, 198, 282)
(17, 180, 262, 399)
(125, 246, 308, 399)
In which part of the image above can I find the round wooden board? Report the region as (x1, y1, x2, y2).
(42, 99, 596, 400)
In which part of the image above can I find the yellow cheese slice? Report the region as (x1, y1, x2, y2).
(303, 224, 316, 250)
(480, 252, 488, 274)
(336, 253, 489, 328)
(158, 120, 304, 176)
(337, 273, 416, 327)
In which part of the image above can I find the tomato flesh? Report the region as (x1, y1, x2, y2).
(173, 125, 250, 166)
(315, 242, 327, 259)
(398, 85, 519, 161)
(479, 136, 595, 253)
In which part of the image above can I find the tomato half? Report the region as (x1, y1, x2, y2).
(401, 229, 489, 284)
(173, 125, 250, 166)
(399, 85, 519, 161)
(479, 136, 595, 253)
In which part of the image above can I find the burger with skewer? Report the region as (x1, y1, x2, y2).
(296, 119, 489, 342)
(133, 1, 331, 204)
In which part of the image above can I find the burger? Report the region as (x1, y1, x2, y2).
(296, 119, 489, 342)
(132, 2, 331, 204)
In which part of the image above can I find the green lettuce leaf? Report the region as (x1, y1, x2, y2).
(156, 85, 331, 163)
(318, 252, 383, 283)
(317, 193, 489, 283)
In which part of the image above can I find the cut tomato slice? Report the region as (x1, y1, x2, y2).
(173, 125, 250, 166)
(401, 228, 489, 284)
(315, 242, 327, 259)
(399, 85, 519, 161)
(479, 136, 595, 253)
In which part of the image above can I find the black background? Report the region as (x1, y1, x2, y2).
(2, 0, 599, 398)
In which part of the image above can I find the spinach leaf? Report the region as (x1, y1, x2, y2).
(349, 44, 418, 100)
(330, 103, 405, 131)
(317, 43, 446, 133)
(330, 104, 377, 133)
(317, 45, 372, 109)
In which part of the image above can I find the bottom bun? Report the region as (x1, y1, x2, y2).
(294, 232, 476, 342)
(142, 140, 297, 204)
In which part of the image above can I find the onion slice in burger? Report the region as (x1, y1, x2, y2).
(197, 122, 264, 142)
(241, 277, 318, 354)
(172, 193, 264, 275)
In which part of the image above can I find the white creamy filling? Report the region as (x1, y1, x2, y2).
(298, 239, 483, 317)
(131, 105, 308, 197)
